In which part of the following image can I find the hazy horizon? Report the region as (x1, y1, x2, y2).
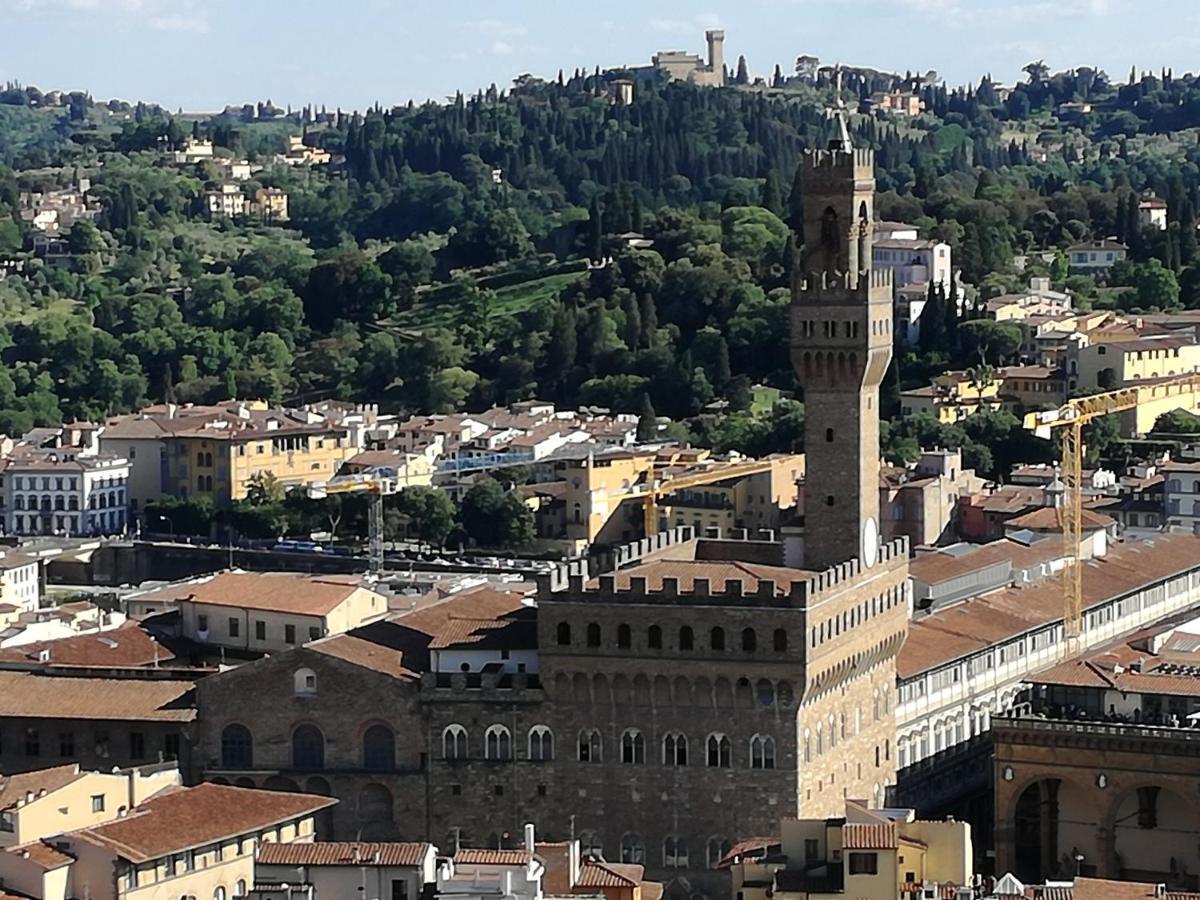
(3, 0, 1200, 112)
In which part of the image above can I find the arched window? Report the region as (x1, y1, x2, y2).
(710, 627, 725, 651)
(663, 731, 688, 766)
(579, 831, 604, 857)
(235, 880, 247, 898)
(750, 734, 776, 770)
(679, 626, 694, 651)
(621, 729, 645, 764)
(586, 623, 601, 647)
(804, 729, 812, 762)
(292, 724, 325, 770)
(620, 833, 645, 864)
(756, 679, 775, 707)
(648, 625, 662, 649)
(578, 729, 602, 762)
(214, 888, 227, 900)
(443, 724, 468, 760)
(617, 624, 632, 649)
(663, 836, 688, 868)
(220, 724, 252, 769)
(362, 724, 395, 771)
(293, 668, 317, 696)
(774, 628, 787, 652)
(706, 733, 731, 768)
(485, 725, 512, 760)
(741, 628, 756, 652)
(556, 622, 571, 645)
(706, 837, 733, 869)
(54, 496, 64, 511)
(197, 475, 205, 492)
(528, 725, 554, 761)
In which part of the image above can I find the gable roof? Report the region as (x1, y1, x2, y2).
(0, 622, 174, 668)
(4, 841, 75, 871)
(131, 572, 377, 617)
(454, 848, 532, 866)
(257, 841, 430, 867)
(73, 783, 336, 863)
(0, 671, 195, 722)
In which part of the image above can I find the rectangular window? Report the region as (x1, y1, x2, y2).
(129, 731, 145, 760)
(92, 794, 106, 813)
(255, 620, 266, 641)
(59, 731, 75, 757)
(805, 839, 820, 861)
(849, 852, 879, 875)
(25, 728, 39, 756)
(229, 617, 240, 637)
(164, 733, 181, 760)
(392, 881, 409, 900)
(197, 614, 209, 632)
(309, 626, 321, 642)
(285, 624, 296, 645)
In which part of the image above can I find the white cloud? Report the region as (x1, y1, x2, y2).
(491, 41, 514, 57)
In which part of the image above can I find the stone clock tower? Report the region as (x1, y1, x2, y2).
(790, 123, 894, 571)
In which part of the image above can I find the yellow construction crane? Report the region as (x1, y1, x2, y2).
(1024, 372, 1200, 657)
(309, 472, 403, 576)
(639, 459, 779, 536)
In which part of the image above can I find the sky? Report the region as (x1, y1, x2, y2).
(3, 0, 1200, 112)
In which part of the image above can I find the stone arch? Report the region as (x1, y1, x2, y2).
(357, 783, 396, 840)
(613, 674, 632, 706)
(735, 677, 754, 710)
(571, 672, 590, 710)
(693, 677, 713, 707)
(234, 777, 256, 789)
(1108, 783, 1200, 883)
(633, 674, 652, 706)
(589, 672, 608, 705)
(674, 676, 693, 707)
(653, 675, 672, 706)
(262, 775, 301, 792)
(362, 723, 395, 771)
(220, 723, 253, 769)
(291, 723, 325, 770)
(714, 677, 734, 709)
(209, 777, 230, 785)
(1011, 776, 1102, 883)
(777, 680, 795, 707)
(554, 671, 571, 701)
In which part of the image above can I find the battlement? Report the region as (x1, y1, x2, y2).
(802, 147, 874, 183)
(559, 536, 908, 609)
(794, 266, 892, 301)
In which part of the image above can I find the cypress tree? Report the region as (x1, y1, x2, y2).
(761, 169, 784, 216)
(736, 56, 750, 85)
(787, 161, 805, 233)
(621, 291, 641, 350)
(587, 196, 603, 261)
(636, 394, 658, 442)
(639, 294, 658, 348)
(714, 337, 732, 390)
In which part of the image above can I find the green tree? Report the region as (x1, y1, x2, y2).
(461, 478, 534, 548)
(245, 471, 285, 506)
(395, 486, 457, 547)
(958, 320, 1023, 365)
(1134, 260, 1181, 309)
(636, 393, 658, 442)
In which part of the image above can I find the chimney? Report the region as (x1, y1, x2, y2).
(524, 823, 536, 854)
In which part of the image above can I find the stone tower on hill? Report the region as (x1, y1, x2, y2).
(791, 125, 894, 571)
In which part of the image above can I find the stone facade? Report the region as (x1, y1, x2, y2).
(791, 144, 894, 571)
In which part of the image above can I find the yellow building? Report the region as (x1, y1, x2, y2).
(660, 455, 804, 535)
(900, 371, 1005, 423)
(558, 449, 657, 549)
(1071, 337, 1200, 433)
(102, 401, 377, 510)
(728, 799, 973, 900)
(252, 187, 289, 222)
(126, 572, 390, 653)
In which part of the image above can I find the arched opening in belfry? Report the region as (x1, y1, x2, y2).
(857, 201, 871, 273)
(819, 206, 839, 271)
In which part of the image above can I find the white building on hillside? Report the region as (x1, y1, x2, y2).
(4, 451, 130, 537)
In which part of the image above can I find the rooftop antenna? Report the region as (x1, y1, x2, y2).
(827, 65, 852, 150)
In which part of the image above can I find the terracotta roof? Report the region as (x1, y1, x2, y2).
(968, 486, 1045, 514)
(591, 560, 812, 596)
(0, 670, 194, 722)
(578, 860, 642, 888)
(385, 586, 535, 650)
(1022, 878, 1200, 900)
(1067, 240, 1128, 252)
(132, 572, 378, 616)
(0, 552, 37, 571)
(841, 822, 897, 849)
(716, 837, 779, 869)
(73, 783, 336, 863)
(453, 848, 532, 865)
(1095, 336, 1190, 353)
(5, 841, 75, 871)
(0, 622, 174, 668)
(1006, 507, 1114, 531)
(258, 841, 430, 867)
(0, 764, 83, 810)
(899, 535, 1200, 678)
(307, 634, 417, 680)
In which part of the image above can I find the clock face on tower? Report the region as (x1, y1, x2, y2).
(862, 516, 879, 568)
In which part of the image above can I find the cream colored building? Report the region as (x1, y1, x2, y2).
(0, 550, 40, 612)
(0, 764, 179, 850)
(50, 782, 334, 900)
(204, 183, 246, 219)
(255, 840, 437, 900)
(252, 187, 289, 222)
(126, 571, 389, 653)
(728, 799, 972, 900)
(1071, 337, 1200, 433)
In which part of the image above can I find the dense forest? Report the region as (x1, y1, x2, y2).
(2, 61, 1200, 479)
